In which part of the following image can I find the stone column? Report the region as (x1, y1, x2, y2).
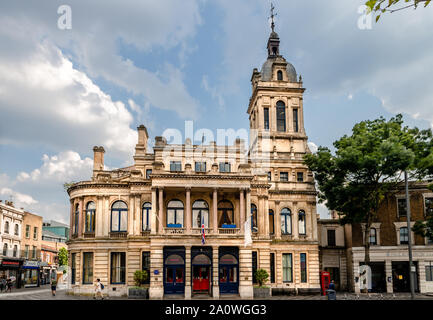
(69, 200, 74, 239)
(151, 188, 157, 235)
(293, 203, 299, 240)
(96, 196, 103, 237)
(306, 206, 313, 241)
(128, 196, 134, 236)
(385, 260, 393, 293)
(212, 246, 219, 298)
(275, 201, 281, 239)
(312, 205, 318, 241)
(240, 189, 245, 233)
(103, 196, 109, 236)
(246, 189, 251, 232)
(264, 197, 270, 236)
(186, 187, 191, 233)
(158, 188, 164, 234)
(213, 189, 218, 234)
(185, 246, 192, 299)
(135, 195, 141, 235)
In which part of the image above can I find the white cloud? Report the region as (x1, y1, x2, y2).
(0, 187, 38, 206)
(308, 142, 319, 154)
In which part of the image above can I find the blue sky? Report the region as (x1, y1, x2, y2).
(0, 0, 432, 222)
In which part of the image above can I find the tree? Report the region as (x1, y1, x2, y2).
(58, 247, 68, 266)
(254, 269, 269, 287)
(366, 0, 431, 22)
(63, 181, 76, 192)
(133, 270, 148, 287)
(304, 114, 431, 268)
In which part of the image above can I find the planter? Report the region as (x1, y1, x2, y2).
(253, 287, 271, 298)
(128, 287, 149, 299)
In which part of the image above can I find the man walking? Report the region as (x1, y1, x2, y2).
(94, 278, 104, 300)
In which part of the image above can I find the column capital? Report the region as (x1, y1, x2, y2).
(185, 187, 192, 192)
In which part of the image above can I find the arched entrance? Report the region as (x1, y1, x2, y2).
(163, 248, 185, 295)
(192, 254, 211, 294)
(219, 247, 239, 294)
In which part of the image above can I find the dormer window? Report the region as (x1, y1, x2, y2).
(277, 70, 283, 81)
(170, 161, 182, 172)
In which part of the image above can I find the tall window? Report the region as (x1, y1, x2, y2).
(14, 224, 19, 236)
(277, 70, 283, 81)
(71, 253, 76, 284)
(170, 161, 182, 172)
(32, 245, 36, 259)
(270, 253, 275, 283)
(267, 171, 272, 181)
(111, 201, 128, 232)
(33, 227, 38, 240)
(192, 200, 209, 228)
(219, 162, 231, 173)
(251, 204, 258, 232)
(24, 245, 29, 259)
(142, 251, 151, 284)
(276, 101, 286, 132)
(298, 210, 306, 235)
(281, 208, 292, 235)
(142, 202, 152, 231)
(74, 204, 79, 235)
(195, 162, 206, 172)
(425, 197, 433, 216)
(300, 253, 307, 283)
(146, 169, 152, 180)
(85, 201, 96, 233)
(297, 172, 304, 182)
(25, 225, 30, 238)
(167, 200, 184, 228)
(426, 261, 433, 282)
(2, 244, 7, 256)
(111, 252, 126, 284)
(280, 172, 288, 182)
(282, 253, 293, 282)
(327, 229, 336, 246)
(397, 198, 407, 217)
(218, 200, 234, 227)
(82, 252, 93, 284)
(13, 245, 17, 258)
(252, 251, 258, 284)
(269, 210, 275, 235)
(264, 108, 269, 130)
(4, 221, 9, 234)
(400, 227, 409, 244)
(369, 228, 377, 245)
(293, 109, 299, 132)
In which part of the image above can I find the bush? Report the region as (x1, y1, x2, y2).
(133, 270, 148, 287)
(255, 269, 269, 287)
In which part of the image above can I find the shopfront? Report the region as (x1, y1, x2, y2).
(22, 261, 40, 287)
(0, 259, 24, 288)
(219, 247, 239, 294)
(163, 247, 185, 295)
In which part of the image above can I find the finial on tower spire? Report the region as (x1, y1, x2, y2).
(270, 2, 277, 32)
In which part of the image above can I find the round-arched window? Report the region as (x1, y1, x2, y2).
(142, 202, 152, 231)
(193, 200, 209, 228)
(192, 254, 211, 265)
(281, 208, 292, 235)
(165, 254, 185, 265)
(219, 254, 238, 265)
(111, 201, 128, 232)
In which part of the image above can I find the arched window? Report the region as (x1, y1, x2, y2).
(2, 243, 8, 256)
(276, 101, 286, 132)
(4, 221, 9, 234)
(111, 201, 128, 232)
(219, 254, 238, 265)
(400, 227, 409, 245)
(142, 202, 152, 231)
(167, 200, 184, 228)
(298, 210, 306, 235)
(192, 254, 211, 265)
(74, 204, 79, 235)
(193, 200, 209, 228)
(369, 228, 377, 245)
(85, 201, 96, 233)
(281, 208, 292, 235)
(165, 254, 185, 265)
(277, 70, 283, 81)
(14, 224, 19, 236)
(251, 204, 258, 233)
(218, 200, 234, 228)
(269, 210, 275, 235)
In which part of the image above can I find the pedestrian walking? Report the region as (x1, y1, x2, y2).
(329, 280, 336, 291)
(51, 278, 57, 296)
(0, 277, 5, 293)
(326, 280, 336, 300)
(6, 278, 12, 293)
(94, 278, 104, 300)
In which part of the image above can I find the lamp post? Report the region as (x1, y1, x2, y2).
(404, 170, 415, 300)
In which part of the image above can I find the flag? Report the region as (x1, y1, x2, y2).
(201, 216, 206, 245)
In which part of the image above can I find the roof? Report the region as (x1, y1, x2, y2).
(261, 57, 297, 82)
(43, 220, 69, 228)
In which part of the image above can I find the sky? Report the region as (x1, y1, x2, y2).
(0, 0, 432, 223)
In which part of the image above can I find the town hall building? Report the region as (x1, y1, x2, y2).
(66, 18, 321, 299)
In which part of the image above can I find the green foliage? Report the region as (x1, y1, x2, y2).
(58, 247, 68, 266)
(365, 0, 431, 22)
(133, 270, 148, 287)
(304, 114, 433, 263)
(255, 269, 269, 287)
(63, 181, 76, 192)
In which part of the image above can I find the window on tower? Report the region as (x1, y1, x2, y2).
(264, 108, 269, 130)
(276, 101, 286, 132)
(277, 70, 283, 81)
(293, 109, 299, 132)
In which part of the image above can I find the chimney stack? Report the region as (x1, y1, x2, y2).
(135, 125, 148, 157)
(93, 146, 105, 172)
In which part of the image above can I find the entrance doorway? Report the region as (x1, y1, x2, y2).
(193, 266, 210, 293)
(392, 261, 419, 293)
(219, 247, 239, 294)
(163, 248, 185, 295)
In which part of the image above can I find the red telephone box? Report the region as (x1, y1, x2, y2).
(320, 271, 331, 296)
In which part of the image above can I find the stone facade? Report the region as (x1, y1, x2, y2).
(66, 27, 320, 299)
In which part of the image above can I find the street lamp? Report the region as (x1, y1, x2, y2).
(404, 170, 415, 300)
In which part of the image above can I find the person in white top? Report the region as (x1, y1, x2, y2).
(94, 278, 103, 300)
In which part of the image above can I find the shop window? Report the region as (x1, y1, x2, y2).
(111, 252, 126, 284)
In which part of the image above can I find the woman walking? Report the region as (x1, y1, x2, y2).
(51, 278, 57, 296)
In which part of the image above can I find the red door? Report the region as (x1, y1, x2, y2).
(193, 266, 210, 292)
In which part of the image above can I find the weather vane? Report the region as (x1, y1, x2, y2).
(270, 2, 277, 32)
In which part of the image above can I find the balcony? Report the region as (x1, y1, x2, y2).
(141, 230, 151, 237)
(164, 227, 186, 235)
(109, 231, 128, 239)
(218, 228, 240, 235)
(83, 232, 95, 238)
(191, 228, 212, 235)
